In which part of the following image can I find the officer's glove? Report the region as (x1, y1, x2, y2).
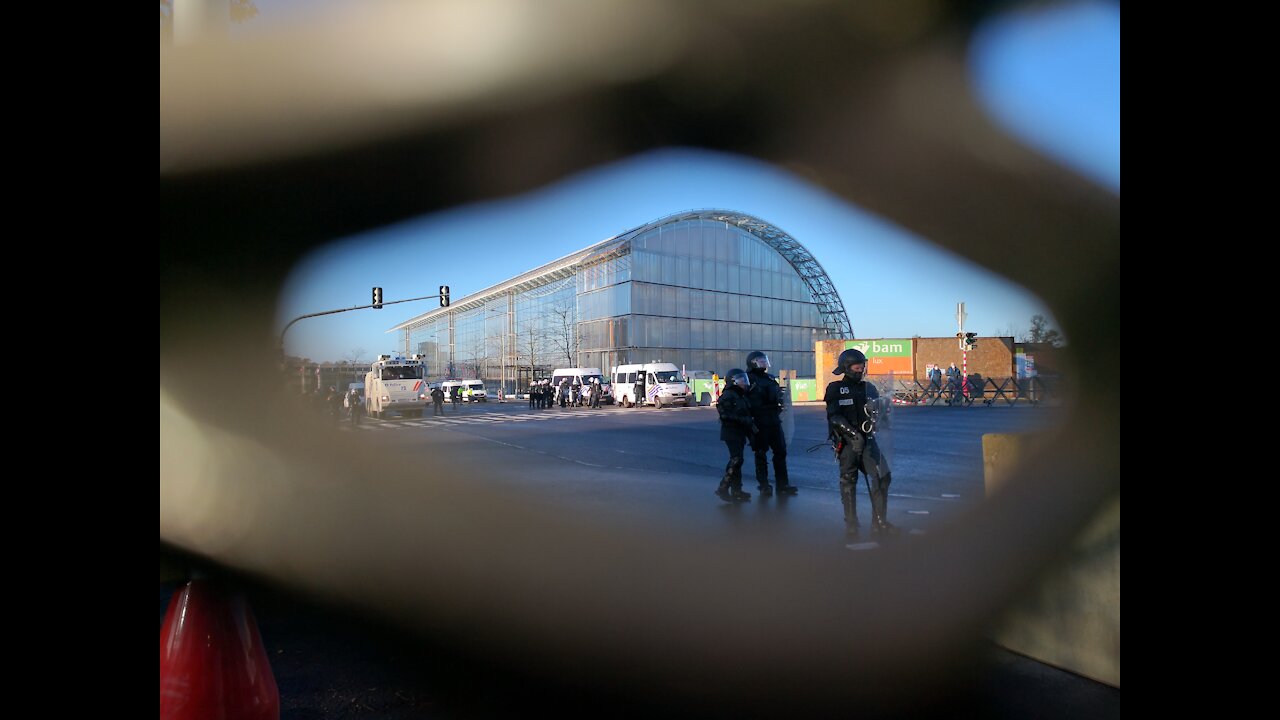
(830, 417, 857, 440)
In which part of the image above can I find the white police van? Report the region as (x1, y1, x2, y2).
(550, 367, 612, 405)
(441, 379, 488, 402)
(610, 363, 691, 408)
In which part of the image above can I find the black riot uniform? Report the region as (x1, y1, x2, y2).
(825, 348, 897, 537)
(715, 369, 755, 502)
(745, 351, 795, 496)
(348, 389, 364, 426)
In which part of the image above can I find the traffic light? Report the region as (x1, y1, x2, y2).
(956, 331, 965, 350)
(964, 332, 978, 348)
(372, 287, 383, 309)
(440, 285, 450, 307)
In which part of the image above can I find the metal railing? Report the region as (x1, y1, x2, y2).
(887, 376, 1061, 407)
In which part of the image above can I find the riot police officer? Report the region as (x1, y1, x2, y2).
(825, 348, 897, 537)
(745, 351, 796, 496)
(715, 369, 754, 502)
(347, 387, 364, 426)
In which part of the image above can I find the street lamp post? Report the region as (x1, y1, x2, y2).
(482, 304, 513, 396)
(428, 333, 440, 381)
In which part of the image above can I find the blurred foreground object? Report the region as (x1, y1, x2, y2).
(160, 578, 280, 720)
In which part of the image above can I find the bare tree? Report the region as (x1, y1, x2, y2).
(547, 301, 580, 368)
(1027, 314, 1065, 347)
(343, 347, 367, 365)
(520, 319, 549, 383)
(466, 334, 488, 380)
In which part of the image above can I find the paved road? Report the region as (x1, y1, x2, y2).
(340, 401, 1062, 544)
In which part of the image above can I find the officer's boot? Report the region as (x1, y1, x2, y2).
(716, 476, 734, 502)
(774, 454, 797, 495)
(870, 473, 899, 536)
(716, 459, 735, 502)
(839, 475, 860, 537)
(755, 452, 773, 497)
(728, 457, 751, 501)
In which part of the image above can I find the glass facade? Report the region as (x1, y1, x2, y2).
(404, 216, 837, 393)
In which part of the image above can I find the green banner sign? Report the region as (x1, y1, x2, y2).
(790, 378, 819, 402)
(845, 339, 912, 357)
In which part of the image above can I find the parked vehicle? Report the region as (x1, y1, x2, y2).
(610, 362, 691, 408)
(441, 379, 488, 402)
(551, 367, 612, 405)
(684, 370, 717, 406)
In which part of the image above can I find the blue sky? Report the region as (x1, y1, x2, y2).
(277, 1, 1119, 363)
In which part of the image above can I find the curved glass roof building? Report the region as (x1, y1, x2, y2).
(390, 210, 852, 390)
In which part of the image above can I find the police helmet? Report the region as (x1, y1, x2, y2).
(832, 348, 868, 376)
(727, 368, 750, 389)
(745, 351, 770, 371)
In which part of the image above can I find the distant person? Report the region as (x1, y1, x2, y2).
(590, 378, 603, 408)
(431, 386, 445, 415)
(633, 375, 644, 409)
(715, 368, 754, 503)
(347, 388, 363, 426)
(927, 364, 942, 398)
(497, 386, 505, 403)
(745, 351, 794, 496)
(327, 386, 343, 423)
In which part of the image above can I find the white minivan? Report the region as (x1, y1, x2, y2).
(610, 363, 691, 408)
(550, 367, 612, 405)
(441, 379, 488, 402)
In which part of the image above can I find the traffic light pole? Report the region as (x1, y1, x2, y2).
(279, 291, 447, 357)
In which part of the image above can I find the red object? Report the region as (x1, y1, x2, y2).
(160, 580, 280, 720)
